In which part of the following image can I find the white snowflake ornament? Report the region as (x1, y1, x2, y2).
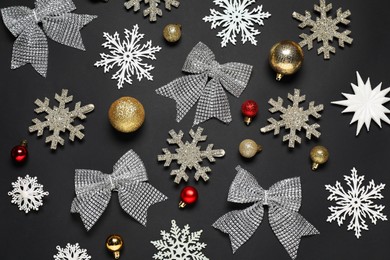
(203, 0, 271, 47)
(326, 167, 387, 238)
(151, 220, 209, 260)
(94, 24, 161, 89)
(54, 243, 91, 260)
(332, 72, 390, 135)
(8, 175, 49, 213)
(124, 0, 180, 22)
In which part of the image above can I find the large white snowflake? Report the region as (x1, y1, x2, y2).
(8, 175, 49, 213)
(54, 243, 91, 260)
(203, 0, 271, 47)
(326, 167, 387, 238)
(94, 24, 161, 89)
(124, 0, 180, 22)
(332, 72, 390, 135)
(292, 0, 353, 59)
(151, 220, 209, 260)
(260, 89, 324, 148)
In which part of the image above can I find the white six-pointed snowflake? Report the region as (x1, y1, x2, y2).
(8, 175, 49, 213)
(203, 0, 271, 47)
(54, 243, 91, 260)
(326, 167, 387, 238)
(94, 24, 161, 89)
(151, 220, 209, 260)
(332, 72, 390, 135)
(124, 0, 180, 22)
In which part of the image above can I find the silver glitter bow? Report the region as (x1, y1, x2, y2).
(155, 42, 252, 126)
(213, 166, 319, 259)
(71, 150, 168, 231)
(1, 0, 97, 77)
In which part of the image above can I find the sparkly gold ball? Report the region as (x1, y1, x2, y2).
(269, 40, 304, 81)
(108, 97, 145, 133)
(163, 24, 182, 43)
(239, 139, 262, 158)
(310, 145, 329, 171)
(106, 234, 123, 259)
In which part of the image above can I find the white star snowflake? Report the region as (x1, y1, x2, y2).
(203, 0, 271, 47)
(326, 167, 387, 238)
(332, 72, 390, 135)
(94, 24, 161, 89)
(8, 175, 49, 213)
(151, 220, 209, 260)
(54, 243, 91, 260)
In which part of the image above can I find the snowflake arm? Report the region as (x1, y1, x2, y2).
(124, 0, 180, 22)
(54, 243, 91, 260)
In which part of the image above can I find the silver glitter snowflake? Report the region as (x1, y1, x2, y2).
(124, 0, 180, 22)
(29, 89, 95, 150)
(326, 167, 387, 238)
(260, 89, 324, 148)
(292, 0, 353, 59)
(203, 0, 271, 47)
(158, 127, 225, 184)
(151, 220, 209, 260)
(94, 24, 161, 89)
(8, 175, 49, 213)
(54, 243, 91, 260)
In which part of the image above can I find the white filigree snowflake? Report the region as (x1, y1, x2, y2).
(8, 175, 49, 213)
(158, 127, 225, 184)
(260, 89, 324, 148)
(332, 72, 390, 135)
(124, 0, 180, 22)
(29, 89, 95, 150)
(54, 243, 91, 260)
(151, 220, 209, 260)
(94, 24, 161, 89)
(326, 167, 387, 238)
(203, 0, 271, 47)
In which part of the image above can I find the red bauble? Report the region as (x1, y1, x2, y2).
(241, 100, 258, 125)
(11, 140, 28, 163)
(179, 186, 198, 208)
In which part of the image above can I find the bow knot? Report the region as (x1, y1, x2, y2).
(206, 60, 221, 78)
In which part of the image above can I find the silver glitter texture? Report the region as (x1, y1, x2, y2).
(158, 127, 225, 184)
(71, 150, 168, 231)
(213, 166, 320, 259)
(29, 89, 95, 150)
(156, 42, 252, 126)
(1, 0, 97, 77)
(260, 89, 324, 148)
(292, 0, 352, 59)
(124, 0, 180, 22)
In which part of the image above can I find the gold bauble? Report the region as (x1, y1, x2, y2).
(106, 234, 123, 259)
(269, 40, 304, 81)
(310, 145, 329, 171)
(108, 97, 145, 133)
(163, 24, 182, 43)
(239, 139, 262, 158)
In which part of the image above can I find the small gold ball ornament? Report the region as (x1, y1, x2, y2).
(108, 97, 145, 133)
(239, 139, 262, 158)
(269, 40, 304, 81)
(163, 24, 182, 43)
(310, 145, 329, 171)
(106, 234, 123, 259)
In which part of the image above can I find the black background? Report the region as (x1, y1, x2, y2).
(1, 0, 390, 259)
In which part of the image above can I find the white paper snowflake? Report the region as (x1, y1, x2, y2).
(203, 0, 271, 47)
(94, 24, 161, 89)
(29, 89, 95, 150)
(292, 0, 353, 59)
(326, 167, 387, 238)
(260, 89, 324, 148)
(54, 243, 91, 260)
(151, 220, 209, 260)
(124, 0, 180, 22)
(331, 72, 390, 135)
(8, 175, 49, 213)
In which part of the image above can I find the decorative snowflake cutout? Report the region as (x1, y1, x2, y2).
(124, 0, 180, 22)
(29, 89, 95, 150)
(332, 72, 390, 135)
(8, 175, 49, 213)
(158, 127, 225, 184)
(94, 24, 161, 89)
(260, 89, 324, 148)
(292, 0, 353, 59)
(203, 0, 271, 47)
(151, 220, 209, 260)
(326, 167, 387, 238)
(54, 243, 91, 260)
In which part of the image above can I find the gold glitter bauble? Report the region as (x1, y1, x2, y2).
(108, 97, 145, 133)
(239, 139, 262, 158)
(269, 40, 304, 81)
(106, 234, 123, 259)
(310, 145, 329, 171)
(163, 24, 182, 43)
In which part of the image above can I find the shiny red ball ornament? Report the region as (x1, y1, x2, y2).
(241, 100, 258, 125)
(11, 140, 28, 163)
(179, 186, 198, 208)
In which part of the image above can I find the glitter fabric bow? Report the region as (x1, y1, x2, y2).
(156, 42, 252, 126)
(1, 0, 97, 77)
(213, 166, 319, 259)
(71, 150, 168, 231)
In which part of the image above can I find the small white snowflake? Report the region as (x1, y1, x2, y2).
(8, 175, 49, 213)
(203, 0, 271, 47)
(326, 167, 387, 238)
(332, 72, 390, 135)
(94, 24, 161, 89)
(54, 243, 91, 260)
(151, 220, 209, 260)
